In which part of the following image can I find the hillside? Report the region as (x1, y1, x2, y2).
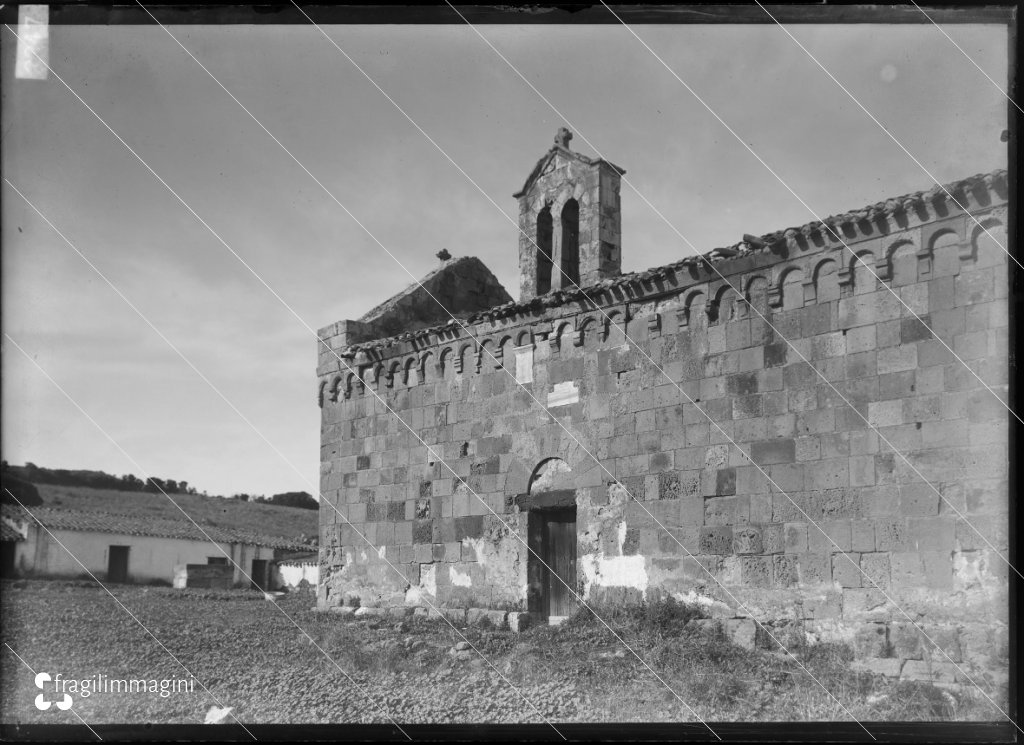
(31, 484, 318, 545)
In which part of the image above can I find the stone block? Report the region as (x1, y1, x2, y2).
(715, 467, 737, 496)
(354, 606, 387, 617)
(900, 660, 958, 684)
(832, 552, 862, 588)
(906, 517, 955, 551)
(508, 611, 531, 633)
(699, 526, 734, 554)
(483, 609, 508, 629)
(733, 394, 764, 419)
(764, 342, 788, 368)
(705, 496, 739, 527)
(854, 658, 902, 678)
(867, 400, 903, 428)
(726, 371, 759, 396)
(649, 451, 673, 473)
(441, 607, 468, 624)
(892, 622, 924, 660)
(808, 521, 852, 553)
(737, 465, 769, 495)
(725, 619, 757, 649)
(889, 551, 924, 590)
(455, 515, 485, 540)
(873, 519, 909, 551)
(761, 523, 785, 554)
(844, 325, 877, 354)
(437, 518, 458, 544)
(842, 588, 891, 621)
(773, 554, 799, 587)
(784, 523, 808, 553)
(877, 371, 915, 401)
(740, 556, 772, 587)
(859, 552, 890, 590)
(797, 553, 831, 585)
(966, 388, 1010, 425)
(658, 470, 684, 500)
(733, 526, 763, 555)
(767, 462, 803, 493)
(845, 351, 877, 380)
(854, 622, 889, 657)
(849, 455, 875, 487)
(413, 520, 432, 545)
(750, 438, 796, 466)
(920, 551, 953, 590)
(876, 345, 917, 374)
(805, 459, 850, 490)
(795, 408, 836, 435)
(749, 493, 772, 524)
(851, 521, 875, 552)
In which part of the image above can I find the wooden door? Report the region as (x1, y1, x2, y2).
(542, 508, 577, 618)
(108, 546, 129, 583)
(251, 559, 268, 591)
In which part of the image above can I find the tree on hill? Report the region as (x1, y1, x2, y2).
(264, 492, 318, 510)
(1, 463, 43, 507)
(5, 463, 203, 496)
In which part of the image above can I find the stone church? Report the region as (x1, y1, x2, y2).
(316, 129, 1009, 684)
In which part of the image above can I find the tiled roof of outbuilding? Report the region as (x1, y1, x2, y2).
(277, 550, 319, 565)
(1, 520, 24, 542)
(1, 505, 311, 551)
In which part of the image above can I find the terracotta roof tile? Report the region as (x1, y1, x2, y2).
(1, 520, 24, 542)
(1, 506, 310, 551)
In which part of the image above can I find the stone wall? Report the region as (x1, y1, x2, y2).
(317, 171, 1009, 687)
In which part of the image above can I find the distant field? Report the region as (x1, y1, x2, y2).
(34, 484, 318, 542)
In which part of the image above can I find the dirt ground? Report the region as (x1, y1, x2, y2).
(0, 579, 1004, 728)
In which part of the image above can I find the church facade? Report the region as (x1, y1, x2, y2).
(316, 130, 1009, 685)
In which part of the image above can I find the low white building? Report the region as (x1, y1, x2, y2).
(0, 504, 311, 589)
(274, 551, 319, 590)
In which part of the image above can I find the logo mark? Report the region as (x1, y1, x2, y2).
(34, 673, 73, 711)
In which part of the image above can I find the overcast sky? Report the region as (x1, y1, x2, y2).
(1, 17, 1009, 499)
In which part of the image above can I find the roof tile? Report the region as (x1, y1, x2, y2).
(1, 505, 310, 551)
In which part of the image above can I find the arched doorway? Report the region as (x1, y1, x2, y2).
(523, 458, 578, 622)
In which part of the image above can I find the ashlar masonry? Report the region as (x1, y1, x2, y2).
(316, 129, 1010, 686)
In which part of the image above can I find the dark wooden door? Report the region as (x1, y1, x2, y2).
(251, 559, 268, 591)
(542, 509, 577, 617)
(108, 546, 129, 583)
(1, 542, 16, 578)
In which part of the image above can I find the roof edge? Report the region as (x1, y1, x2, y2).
(331, 167, 1007, 360)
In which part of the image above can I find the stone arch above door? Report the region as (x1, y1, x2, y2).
(514, 457, 577, 510)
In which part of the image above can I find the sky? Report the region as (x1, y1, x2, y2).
(0, 14, 1010, 499)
